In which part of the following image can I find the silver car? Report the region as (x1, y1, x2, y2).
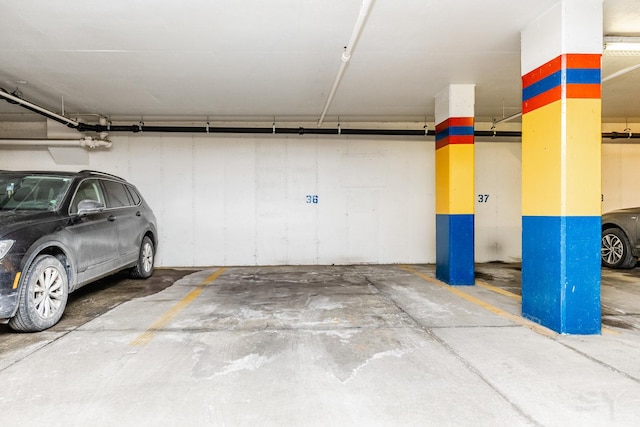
(602, 208, 640, 269)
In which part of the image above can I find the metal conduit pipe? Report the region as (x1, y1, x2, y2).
(0, 139, 81, 147)
(492, 112, 522, 126)
(3, 120, 639, 139)
(489, 60, 640, 129)
(76, 123, 527, 138)
(2, 86, 639, 140)
(603, 132, 640, 139)
(602, 63, 640, 83)
(0, 88, 79, 128)
(317, 0, 374, 127)
(2, 127, 638, 139)
(0, 137, 112, 149)
(76, 122, 434, 136)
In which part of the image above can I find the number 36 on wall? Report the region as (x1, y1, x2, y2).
(306, 195, 319, 204)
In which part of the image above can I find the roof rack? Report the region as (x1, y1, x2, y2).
(78, 170, 125, 181)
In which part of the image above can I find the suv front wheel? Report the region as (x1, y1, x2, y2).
(9, 255, 69, 332)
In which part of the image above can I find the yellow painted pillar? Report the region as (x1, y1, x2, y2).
(521, 0, 602, 334)
(435, 84, 475, 285)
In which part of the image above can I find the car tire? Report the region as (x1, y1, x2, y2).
(130, 236, 154, 279)
(601, 227, 638, 269)
(9, 255, 69, 332)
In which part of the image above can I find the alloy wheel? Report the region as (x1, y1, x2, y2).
(32, 266, 65, 319)
(602, 233, 624, 265)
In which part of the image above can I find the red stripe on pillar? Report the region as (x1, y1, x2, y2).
(435, 117, 475, 133)
(435, 135, 474, 150)
(565, 53, 601, 69)
(522, 56, 562, 88)
(522, 86, 562, 114)
(566, 84, 601, 98)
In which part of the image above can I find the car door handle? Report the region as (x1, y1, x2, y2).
(108, 215, 116, 222)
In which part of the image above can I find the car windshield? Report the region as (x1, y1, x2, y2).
(0, 174, 72, 211)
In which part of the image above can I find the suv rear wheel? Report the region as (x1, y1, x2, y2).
(9, 255, 69, 332)
(130, 236, 154, 279)
(601, 227, 638, 269)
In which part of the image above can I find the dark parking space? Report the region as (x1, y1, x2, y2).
(475, 262, 640, 331)
(0, 268, 197, 354)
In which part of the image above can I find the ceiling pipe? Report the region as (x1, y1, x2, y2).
(490, 61, 640, 129)
(317, 0, 374, 127)
(492, 112, 522, 127)
(602, 63, 640, 83)
(490, 39, 640, 129)
(2, 83, 638, 140)
(0, 136, 112, 149)
(0, 88, 79, 129)
(603, 131, 640, 139)
(77, 122, 434, 136)
(75, 123, 529, 138)
(2, 125, 638, 139)
(0, 139, 81, 147)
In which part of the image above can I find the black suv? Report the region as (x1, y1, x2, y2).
(602, 208, 640, 269)
(0, 170, 157, 332)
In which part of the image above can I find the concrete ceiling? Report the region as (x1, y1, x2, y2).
(1, 0, 639, 126)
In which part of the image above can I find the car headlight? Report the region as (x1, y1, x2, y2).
(0, 240, 14, 260)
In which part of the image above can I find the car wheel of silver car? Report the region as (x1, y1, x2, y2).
(9, 255, 69, 332)
(601, 227, 638, 269)
(130, 236, 154, 279)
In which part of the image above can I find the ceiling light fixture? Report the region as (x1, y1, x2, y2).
(603, 36, 640, 56)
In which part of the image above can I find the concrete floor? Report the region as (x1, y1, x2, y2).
(2, 264, 640, 426)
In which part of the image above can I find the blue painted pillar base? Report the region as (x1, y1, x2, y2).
(436, 214, 475, 285)
(522, 216, 601, 334)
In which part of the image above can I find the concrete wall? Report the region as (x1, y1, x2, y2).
(474, 141, 522, 262)
(2, 129, 637, 267)
(602, 143, 640, 212)
(0, 134, 433, 267)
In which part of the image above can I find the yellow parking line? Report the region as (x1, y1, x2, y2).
(400, 265, 557, 337)
(475, 279, 521, 301)
(476, 277, 619, 335)
(402, 265, 619, 336)
(130, 268, 226, 346)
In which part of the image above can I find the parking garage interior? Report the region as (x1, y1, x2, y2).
(3, 0, 640, 425)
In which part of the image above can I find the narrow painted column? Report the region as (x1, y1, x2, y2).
(434, 84, 475, 285)
(521, 0, 602, 334)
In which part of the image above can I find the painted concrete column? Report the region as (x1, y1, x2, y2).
(521, 0, 602, 334)
(435, 84, 475, 285)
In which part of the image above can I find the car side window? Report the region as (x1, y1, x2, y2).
(70, 179, 105, 213)
(126, 185, 142, 205)
(102, 180, 132, 208)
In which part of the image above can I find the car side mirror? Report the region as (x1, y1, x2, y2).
(77, 199, 105, 216)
